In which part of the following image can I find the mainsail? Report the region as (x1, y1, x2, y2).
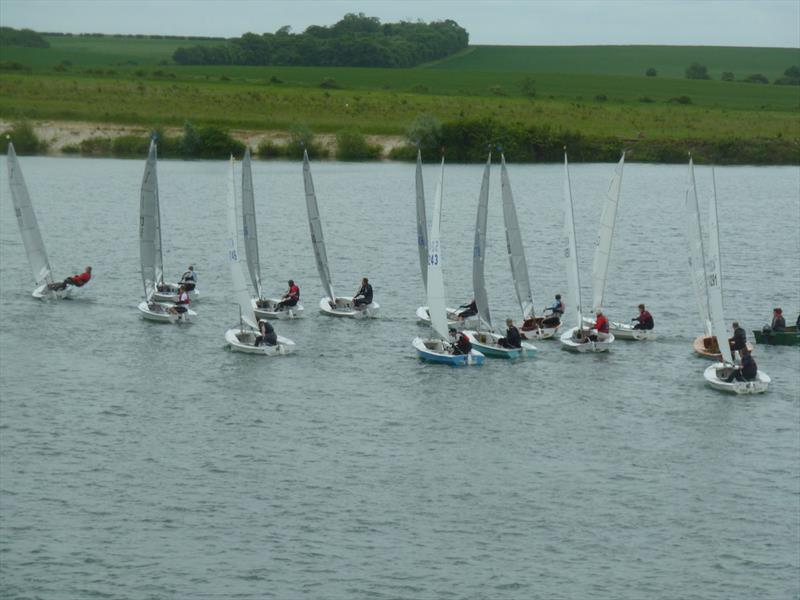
(6, 143, 53, 287)
(241, 148, 263, 298)
(591, 153, 625, 312)
(563, 153, 583, 328)
(706, 169, 733, 364)
(500, 154, 535, 319)
(302, 150, 336, 302)
(427, 159, 449, 340)
(139, 140, 163, 300)
(684, 158, 712, 335)
(226, 157, 258, 330)
(472, 154, 492, 330)
(416, 149, 428, 290)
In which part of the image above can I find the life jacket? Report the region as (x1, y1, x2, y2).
(177, 291, 190, 305)
(596, 315, 609, 333)
(289, 284, 300, 301)
(74, 271, 91, 286)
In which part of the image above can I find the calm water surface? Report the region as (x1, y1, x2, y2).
(1, 157, 798, 599)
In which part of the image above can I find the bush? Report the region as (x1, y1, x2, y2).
(645, 67, 657, 77)
(638, 96, 655, 103)
(520, 76, 536, 97)
(685, 63, 710, 79)
(489, 85, 505, 96)
(774, 76, 800, 86)
(594, 94, 607, 102)
(784, 65, 800, 78)
(336, 129, 381, 160)
(1, 121, 48, 154)
(721, 71, 734, 81)
(743, 73, 769, 84)
(0, 61, 30, 72)
(78, 136, 113, 155)
(256, 139, 285, 158)
(668, 96, 692, 104)
(178, 121, 245, 158)
(406, 114, 442, 157)
(269, 75, 283, 84)
(320, 77, 341, 89)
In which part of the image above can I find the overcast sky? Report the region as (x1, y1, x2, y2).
(1, 0, 798, 47)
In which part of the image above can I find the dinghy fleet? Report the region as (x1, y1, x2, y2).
(6, 140, 793, 395)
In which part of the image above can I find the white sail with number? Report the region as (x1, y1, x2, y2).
(685, 158, 712, 336)
(139, 139, 164, 300)
(472, 154, 492, 330)
(591, 153, 624, 312)
(416, 149, 428, 291)
(226, 157, 258, 329)
(563, 153, 582, 328)
(706, 169, 733, 365)
(500, 154, 535, 319)
(7, 143, 53, 287)
(241, 148, 263, 299)
(427, 159, 449, 340)
(303, 150, 336, 303)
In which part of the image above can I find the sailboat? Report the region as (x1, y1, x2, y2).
(464, 154, 537, 358)
(137, 140, 197, 323)
(223, 157, 296, 355)
(303, 150, 379, 318)
(499, 154, 559, 340)
(7, 143, 75, 300)
(584, 153, 653, 340)
(413, 158, 484, 366)
(702, 169, 769, 393)
(413, 150, 470, 328)
(559, 153, 614, 352)
(238, 148, 304, 320)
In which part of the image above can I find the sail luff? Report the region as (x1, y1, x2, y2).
(416, 150, 428, 291)
(302, 150, 336, 302)
(685, 158, 712, 335)
(563, 153, 583, 328)
(706, 168, 733, 364)
(427, 158, 449, 340)
(500, 154, 535, 318)
(241, 148, 263, 298)
(139, 140, 160, 300)
(591, 152, 625, 311)
(7, 143, 53, 286)
(472, 153, 492, 330)
(227, 157, 258, 330)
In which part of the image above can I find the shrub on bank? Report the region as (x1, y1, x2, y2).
(1, 121, 48, 154)
(336, 129, 382, 160)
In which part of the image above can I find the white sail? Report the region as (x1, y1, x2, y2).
(6, 143, 53, 287)
(302, 150, 336, 302)
(139, 140, 163, 300)
(500, 154, 535, 318)
(416, 149, 428, 290)
(427, 159, 449, 340)
(706, 169, 733, 364)
(472, 154, 492, 330)
(684, 158, 712, 335)
(241, 148, 263, 298)
(591, 153, 625, 311)
(563, 153, 583, 328)
(226, 157, 258, 330)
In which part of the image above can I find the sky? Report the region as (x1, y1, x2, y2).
(1, 0, 799, 47)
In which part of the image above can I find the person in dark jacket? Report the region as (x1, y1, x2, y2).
(542, 294, 563, 327)
(456, 298, 478, 321)
(726, 348, 758, 382)
(451, 331, 472, 355)
(353, 277, 373, 308)
(498, 318, 523, 348)
(728, 321, 747, 359)
(632, 303, 654, 330)
(254, 319, 278, 346)
(769, 308, 786, 332)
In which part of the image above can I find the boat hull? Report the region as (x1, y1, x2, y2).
(320, 297, 379, 319)
(753, 327, 799, 346)
(225, 328, 296, 355)
(252, 297, 304, 320)
(137, 300, 197, 323)
(32, 283, 73, 300)
(581, 316, 655, 340)
(464, 330, 537, 359)
(703, 362, 770, 394)
(152, 283, 200, 303)
(559, 327, 615, 352)
(412, 337, 484, 366)
(693, 335, 753, 360)
(415, 305, 475, 329)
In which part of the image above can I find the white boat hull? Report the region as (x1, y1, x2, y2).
(412, 337, 484, 366)
(152, 283, 200, 303)
(137, 300, 197, 323)
(559, 327, 615, 352)
(703, 363, 770, 394)
(252, 297, 304, 320)
(320, 297, 379, 319)
(415, 305, 476, 329)
(32, 283, 73, 300)
(582, 316, 655, 340)
(225, 327, 296, 356)
(464, 330, 537, 359)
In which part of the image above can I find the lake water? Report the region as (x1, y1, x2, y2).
(1, 156, 798, 599)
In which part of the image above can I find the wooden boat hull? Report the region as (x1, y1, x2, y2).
(559, 327, 615, 352)
(137, 300, 197, 323)
(703, 363, 770, 394)
(320, 297, 379, 319)
(32, 283, 73, 300)
(252, 297, 304, 320)
(464, 330, 537, 359)
(225, 328, 295, 355)
(415, 305, 475, 329)
(753, 327, 799, 346)
(693, 335, 753, 360)
(412, 337, 484, 366)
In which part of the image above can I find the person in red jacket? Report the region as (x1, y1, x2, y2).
(589, 309, 610, 341)
(276, 279, 300, 310)
(168, 285, 190, 315)
(48, 266, 92, 291)
(632, 303, 654, 330)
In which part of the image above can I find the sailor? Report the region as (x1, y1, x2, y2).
(498, 318, 523, 349)
(276, 279, 300, 310)
(542, 294, 564, 326)
(632, 303, 654, 330)
(451, 330, 472, 355)
(590, 310, 610, 341)
(456, 298, 478, 321)
(168, 285, 190, 315)
(353, 277, 373, 309)
(48, 266, 92, 291)
(254, 319, 278, 347)
(180, 265, 197, 291)
(762, 307, 786, 333)
(728, 321, 748, 359)
(725, 347, 758, 382)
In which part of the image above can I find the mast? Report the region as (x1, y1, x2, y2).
(591, 152, 625, 312)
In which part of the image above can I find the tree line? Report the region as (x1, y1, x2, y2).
(0, 27, 49, 48)
(172, 13, 469, 68)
